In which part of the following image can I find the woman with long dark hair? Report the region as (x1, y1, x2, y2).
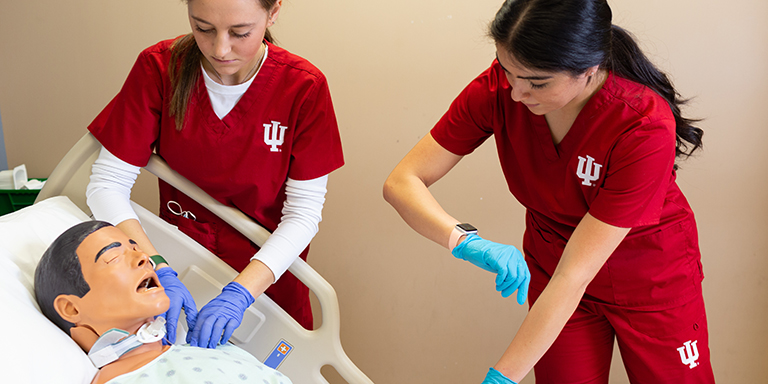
(86, 0, 343, 348)
(384, 0, 714, 382)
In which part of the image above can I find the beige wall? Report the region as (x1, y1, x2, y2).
(2, 0, 766, 382)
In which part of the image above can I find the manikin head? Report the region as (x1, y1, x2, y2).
(34, 221, 169, 352)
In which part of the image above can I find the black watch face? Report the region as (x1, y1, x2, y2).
(457, 223, 477, 232)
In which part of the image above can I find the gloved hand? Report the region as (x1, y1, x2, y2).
(452, 233, 530, 304)
(187, 281, 255, 349)
(155, 266, 198, 345)
(482, 368, 518, 384)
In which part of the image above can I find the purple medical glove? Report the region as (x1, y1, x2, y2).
(187, 281, 255, 349)
(156, 266, 198, 345)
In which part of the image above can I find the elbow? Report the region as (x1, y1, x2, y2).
(382, 174, 399, 206)
(384, 167, 430, 209)
(382, 184, 396, 207)
(383, 171, 412, 208)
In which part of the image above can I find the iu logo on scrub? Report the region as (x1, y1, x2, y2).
(677, 340, 700, 369)
(263, 120, 288, 152)
(576, 155, 602, 186)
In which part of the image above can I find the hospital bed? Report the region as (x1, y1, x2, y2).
(1, 133, 373, 384)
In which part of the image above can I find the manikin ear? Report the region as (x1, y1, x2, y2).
(54, 294, 82, 324)
(268, 0, 282, 27)
(54, 295, 99, 353)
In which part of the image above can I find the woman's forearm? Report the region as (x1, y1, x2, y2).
(383, 134, 464, 248)
(383, 171, 458, 247)
(495, 213, 631, 381)
(493, 274, 588, 381)
(87, 147, 142, 226)
(116, 218, 159, 258)
(233, 259, 275, 299)
(251, 176, 327, 283)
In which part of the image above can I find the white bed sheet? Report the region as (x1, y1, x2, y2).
(0, 196, 97, 384)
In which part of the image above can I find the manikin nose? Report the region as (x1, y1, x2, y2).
(133, 252, 151, 269)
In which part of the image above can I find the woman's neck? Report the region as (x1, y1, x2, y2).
(545, 69, 608, 144)
(565, 69, 608, 117)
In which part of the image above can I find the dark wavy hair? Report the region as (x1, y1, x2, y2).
(34, 221, 113, 335)
(490, 0, 703, 163)
(169, 0, 278, 131)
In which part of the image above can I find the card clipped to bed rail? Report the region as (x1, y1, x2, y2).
(264, 340, 293, 369)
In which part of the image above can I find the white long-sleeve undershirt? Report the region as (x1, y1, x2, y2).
(86, 147, 328, 281)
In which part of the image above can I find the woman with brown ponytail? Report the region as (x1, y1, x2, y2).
(384, 0, 714, 382)
(85, 0, 343, 349)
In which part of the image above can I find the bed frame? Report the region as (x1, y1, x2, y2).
(36, 133, 372, 384)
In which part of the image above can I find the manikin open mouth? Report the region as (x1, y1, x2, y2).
(137, 275, 160, 293)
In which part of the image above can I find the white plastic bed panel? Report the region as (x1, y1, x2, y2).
(35, 133, 373, 384)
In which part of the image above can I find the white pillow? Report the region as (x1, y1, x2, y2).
(0, 196, 97, 384)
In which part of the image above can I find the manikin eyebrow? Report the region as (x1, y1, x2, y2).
(190, 15, 255, 29)
(94, 239, 138, 263)
(495, 54, 553, 81)
(95, 242, 120, 263)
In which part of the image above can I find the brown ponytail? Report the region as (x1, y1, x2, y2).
(169, 34, 202, 131)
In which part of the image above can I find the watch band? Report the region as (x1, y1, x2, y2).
(448, 223, 478, 251)
(149, 255, 168, 269)
(448, 227, 464, 251)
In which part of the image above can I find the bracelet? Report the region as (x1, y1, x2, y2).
(149, 255, 168, 269)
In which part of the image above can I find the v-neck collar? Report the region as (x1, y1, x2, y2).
(529, 71, 616, 161)
(197, 41, 278, 135)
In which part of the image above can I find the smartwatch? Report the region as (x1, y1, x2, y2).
(448, 223, 478, 251)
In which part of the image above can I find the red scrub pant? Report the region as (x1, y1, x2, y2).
(159, 183, 313, 330)
(529, 287, 715, 384)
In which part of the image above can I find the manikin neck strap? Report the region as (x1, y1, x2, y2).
(87, 317, 166, 368)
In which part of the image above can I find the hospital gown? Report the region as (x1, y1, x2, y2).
(106, 344, 292, 384)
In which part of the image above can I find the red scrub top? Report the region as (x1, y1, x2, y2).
(431, 61, 703, 310)
(88, 38, 344, 328)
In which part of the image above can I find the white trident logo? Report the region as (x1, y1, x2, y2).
(677, 340, 700, 369)
(576, 155, 602, 186)
(263, 121, 288, 152)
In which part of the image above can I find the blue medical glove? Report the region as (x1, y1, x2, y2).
(187, 281, 255, 349)
(482, 368, 518, 384)
(155, 266, 198, 345)
(452, 233, 530, 305)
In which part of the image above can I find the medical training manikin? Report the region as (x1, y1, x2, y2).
(34, 221, 292, 384)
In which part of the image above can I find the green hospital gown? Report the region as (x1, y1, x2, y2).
(106, 344, 292, 384)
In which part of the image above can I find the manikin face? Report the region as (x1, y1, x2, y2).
(495, 44, 598, 116)
(67, 226, 169, 335)
(188, 0, 281, 83)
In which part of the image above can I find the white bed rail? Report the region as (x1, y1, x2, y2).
(36, 133, 373, 384)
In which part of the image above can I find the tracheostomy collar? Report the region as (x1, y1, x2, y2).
(87, 317, 166, 368)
